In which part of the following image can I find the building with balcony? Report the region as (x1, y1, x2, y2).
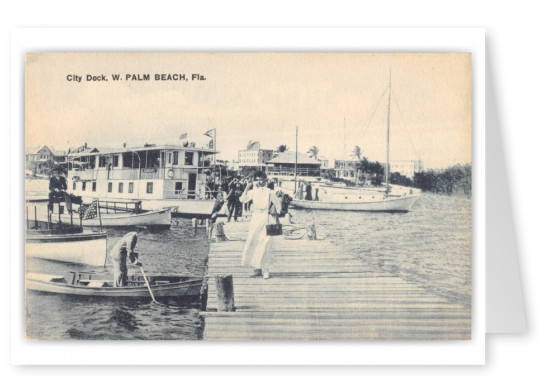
(266, 151, 321, 180)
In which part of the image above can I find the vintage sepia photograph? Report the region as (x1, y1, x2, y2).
(24, 52, 472, 341)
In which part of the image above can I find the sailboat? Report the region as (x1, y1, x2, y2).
(289, 72, 420, 212)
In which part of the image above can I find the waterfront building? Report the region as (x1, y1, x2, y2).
(266, 151, 321, 181)
(334, 158, 360, 182)
(25, 145, 68, 175)
(389, 159, 424, 179)
(237, 142, 274, 172)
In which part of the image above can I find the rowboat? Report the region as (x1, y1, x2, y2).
(26, 272, 203, 303)
(25, 226, 107, 267)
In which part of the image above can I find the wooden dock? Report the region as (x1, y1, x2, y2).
(202, 220, 471, 340)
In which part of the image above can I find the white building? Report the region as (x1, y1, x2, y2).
(237, 143, 274, 170)
(389, 160, 424, 178)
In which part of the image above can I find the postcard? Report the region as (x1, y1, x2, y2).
(12, 28, 486, 365)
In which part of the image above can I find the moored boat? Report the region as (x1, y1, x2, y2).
(25, 226, 107, 267)
(26, 272, 203, 303)
(30, 199, 173, 228)
(291, 193, 419, 212)
(65, 142, 219, 217)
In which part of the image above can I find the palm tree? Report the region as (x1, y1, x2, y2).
(308, 146, 320, 161)
(350, 146, 362, 183)
(350, 145, 362, 160)
(357, 157, 370, 185)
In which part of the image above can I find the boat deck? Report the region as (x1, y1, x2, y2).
(202, 219, 471, 340)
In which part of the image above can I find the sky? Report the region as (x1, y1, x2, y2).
(26, 53, 471, 169)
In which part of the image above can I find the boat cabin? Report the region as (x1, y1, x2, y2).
(66, 144, 218, 201)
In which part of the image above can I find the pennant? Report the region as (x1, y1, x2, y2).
(204, 128, 215, 138)
(179, 133, 187, 140)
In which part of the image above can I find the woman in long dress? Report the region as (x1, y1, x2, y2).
(239, 179, 282, 279)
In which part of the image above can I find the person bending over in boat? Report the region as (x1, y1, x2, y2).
(110, 232, 142, 287)
(48, 169, 72, 212)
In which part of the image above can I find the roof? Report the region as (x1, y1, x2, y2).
(267, 151, 321, 165)
(67, 144, 218, 157)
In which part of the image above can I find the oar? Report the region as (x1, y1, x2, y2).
(139, 266, 159, 304)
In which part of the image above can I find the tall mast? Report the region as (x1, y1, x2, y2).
(294, 126, 298, 193)
(385, 69, 391, 190)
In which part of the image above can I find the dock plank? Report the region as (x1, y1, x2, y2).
(202, 220, 471, 341)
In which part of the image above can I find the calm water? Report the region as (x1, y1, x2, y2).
(26, 192, 471, 340)
(25, 218, 210, 340)
(292, 192, 472, 308)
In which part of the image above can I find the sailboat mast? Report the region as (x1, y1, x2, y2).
(294, 126, 298, 193)
(385, 70, 391, 189)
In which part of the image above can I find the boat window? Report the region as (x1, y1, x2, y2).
(99, 156, 107, 168)
(122, 152, 133, 168)
(146, 182, 153, 193)
(73, 182, 76, 190)
(112, 155, 119, 167)
(82, 182, 86, 191)
(185, 152, 193, 165)
(175, 182, 183, 194)
(173, 152, 179, 165)
(168, 152, 172, 164)
(92, 182, 96, 192)
(108, 182, 113, 193)
(128, 182, 134, 193)
(118, 182, 123, 193)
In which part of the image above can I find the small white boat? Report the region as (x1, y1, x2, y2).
(25, 226, 107, 267)
(30, 200, 173, 228)
(291, 193, 419, 212)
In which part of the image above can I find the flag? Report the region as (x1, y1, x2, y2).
(247, 141, 260, 150)
(208, 139, 214, 149)
(204, 128, 215, 138)
(179, 133, 187, 140)
(79, 200, 98, 220)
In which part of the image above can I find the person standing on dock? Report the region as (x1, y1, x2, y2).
(110, 231, 142, 287)
(239, 179, 282, 279)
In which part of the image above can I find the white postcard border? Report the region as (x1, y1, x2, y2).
(10, 27, 485, 365)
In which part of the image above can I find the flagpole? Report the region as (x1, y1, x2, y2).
(294, 126, 298, 194)
(97, 198, 103, 233)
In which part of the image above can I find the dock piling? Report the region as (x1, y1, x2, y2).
(215, 275, 235, 312)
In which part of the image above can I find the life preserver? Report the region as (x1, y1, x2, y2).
(167, 169, 174, 179)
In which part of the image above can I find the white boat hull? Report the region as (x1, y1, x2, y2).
(291, 193, 420, 212)
(43, 208, 172, 227)
(26, 232, 107, 267)
(78, 198, 216, 217)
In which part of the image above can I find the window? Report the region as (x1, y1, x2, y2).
(185, 152, 193, 165)
(175, 182, 183, 194)
(92, 182, 96, 192)
(99, 156, 107, 168)
(168, 152, 172, 164)
(108, 182, 113, 192)
(118, 182, 123, 193)
(173, 152, 179, 165)
(113, 155, 119, 167)
(146, 182, 153, 194)
(73, 182, 76, 190)
(82, 182, 86, 191)
(128, 182, 134, 194)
